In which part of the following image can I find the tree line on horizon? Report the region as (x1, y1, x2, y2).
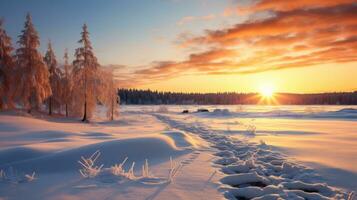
(0, 14, 119, 121)
(118, 89, 357, 105)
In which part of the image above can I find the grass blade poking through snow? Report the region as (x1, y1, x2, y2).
(142, 159, 150, 178)
(126, 162, 136, 179)
(77, 151, 182, 185)
(168, 156, 181, 182)
(110, 157, 128, 176)
(0, 168, 38, 183)
(0, 169, 5, 180)
(24, 172, 37, 182)
(78, 150, 104, 178)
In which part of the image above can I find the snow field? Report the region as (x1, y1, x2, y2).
(0, 108, 356, 199)
(154, 113, 352, 200)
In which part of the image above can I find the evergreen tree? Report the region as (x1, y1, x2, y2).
(44, 41, 62, 115)
(16, 13, 51, 113)
(0, 18, 15, 110)
(62, 49, 72, 117)
(72, 24, 100, 121)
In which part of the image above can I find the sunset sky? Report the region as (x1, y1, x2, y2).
(1, 0, 357, 93)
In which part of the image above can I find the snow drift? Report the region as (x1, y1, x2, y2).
(0, 135, 193, 174)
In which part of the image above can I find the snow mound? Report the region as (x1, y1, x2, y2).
(213, 109, 230, 114)
(333, 108, 357, 113)
(0, 136, 191, 174)
(161, 130, 199, 149)
(0, 147, 47, 165)
(221, 172, 270, 188)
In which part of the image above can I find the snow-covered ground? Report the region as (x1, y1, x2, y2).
(0, 109, 222, 200)
(0, 105, 356, 199)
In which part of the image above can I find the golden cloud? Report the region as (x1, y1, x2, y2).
(115, 1, 357, 87)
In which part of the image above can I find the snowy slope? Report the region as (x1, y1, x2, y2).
(0, 110, 223, 200)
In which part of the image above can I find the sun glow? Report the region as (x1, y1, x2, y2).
(259, 84, 275, 98)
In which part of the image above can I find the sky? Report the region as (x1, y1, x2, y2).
(1, 0, 357, 93)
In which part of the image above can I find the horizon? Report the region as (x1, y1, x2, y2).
(120, 88, 357, 95)
(118, 88, 357, 105)
(1, 0, 357, 94)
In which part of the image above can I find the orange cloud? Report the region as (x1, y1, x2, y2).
(240, 0, 356, 12)
(115, 1, 357, 88)
(188, 4, 357, 46)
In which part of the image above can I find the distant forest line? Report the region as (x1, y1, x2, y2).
(118, 89, 357, 105)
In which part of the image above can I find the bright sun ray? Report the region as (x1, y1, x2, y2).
(259, 84, 275, 98)
(258, 84, 278, 105)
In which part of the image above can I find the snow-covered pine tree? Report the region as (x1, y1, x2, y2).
(16, 13, 51, 113)
(0, 18, 15, 110)
(72, 24, 100, 121)
(44, 41, 62, 115)
(62, 49, 73, 117)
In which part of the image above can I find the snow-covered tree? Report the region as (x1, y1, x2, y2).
(0, 18, 15, 110)
(72, 24, 100, 121)
(61, 49, 73, 117)
(16, 13, 51, 113)
(99, 70, 119, 121)
(44, 41, 62, 115)
(107, 81, 119, 121)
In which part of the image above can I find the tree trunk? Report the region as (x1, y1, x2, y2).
(111, 99, 114, 121)
(82, 101, 87, 122)
(82, 46, 88, 122)
(27, 96, 32, 114)
(0, 99, 3, 111)
(49, 97, 52, 115)
(65, 104, 68, 117)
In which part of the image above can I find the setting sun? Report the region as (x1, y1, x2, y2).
(259, 84, 275, 98)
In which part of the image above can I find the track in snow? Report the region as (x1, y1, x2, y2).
(153, 113, 351, 200)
